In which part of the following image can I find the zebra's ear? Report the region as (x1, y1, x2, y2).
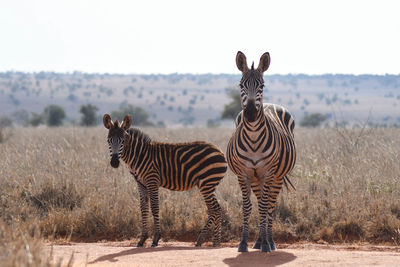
(121, 115, 132, 130)
(103, 114, 113, 129)
(257, 52, 270, 73)
(236, 51, 249, 72)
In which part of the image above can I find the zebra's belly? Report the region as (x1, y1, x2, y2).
(236, 151, 277, 180)
(160, 183, 195, 191)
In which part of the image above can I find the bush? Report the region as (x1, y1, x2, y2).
(0, 116, 12, 128)
(80, 104, 98, 126)
(29, 113, 44, 127)
(300, 113, 327, 127)
(111, 104, 154, 126)
(221, 88, 241, 120)
(44, 105, 66, 127)
(12, 109, 30, 126)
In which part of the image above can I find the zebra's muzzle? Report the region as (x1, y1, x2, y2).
(110, 154, 120, 168)
(244, 100, 258, 122)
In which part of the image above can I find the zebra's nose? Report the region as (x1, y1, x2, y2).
(244, 99, 257, 122)
(110, 154, 120, 168)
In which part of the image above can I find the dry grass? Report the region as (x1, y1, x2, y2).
(1, 126, 400, 263)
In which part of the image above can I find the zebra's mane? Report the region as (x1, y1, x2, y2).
(128, 127, 209, 147)
(128, 128, 152, 145)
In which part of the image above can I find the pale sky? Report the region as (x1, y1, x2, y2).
(1, 0, 400, 74)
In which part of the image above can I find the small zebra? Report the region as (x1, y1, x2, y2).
(226, 51, 296, 252)
(103, 114, 227, 247)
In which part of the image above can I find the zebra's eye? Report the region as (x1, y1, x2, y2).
(260, 84, 264, 89)
(239, 84, 244, 89)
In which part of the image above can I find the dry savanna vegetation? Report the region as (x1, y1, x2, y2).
(1, 126, 400, 265)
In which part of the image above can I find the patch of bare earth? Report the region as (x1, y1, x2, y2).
(44, 241, 400, 267)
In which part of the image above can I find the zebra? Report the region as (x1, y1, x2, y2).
(103, 114, 227, 247)
(226, 51, 296, 252)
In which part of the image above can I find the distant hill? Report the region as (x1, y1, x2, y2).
(1, 71, 399, 127)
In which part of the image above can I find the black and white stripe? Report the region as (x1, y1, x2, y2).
(103, 114, 227, 247)
(227, 51, 296, 253)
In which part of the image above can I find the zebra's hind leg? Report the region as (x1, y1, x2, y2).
(238, 178, 252, 252)
(196, 187, 221, 247)
(148, 183, 162, 247)
(136, 181, 149, 247)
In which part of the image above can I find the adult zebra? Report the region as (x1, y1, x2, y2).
(226, 51, 296, 253)
(103, 114, 227, 247)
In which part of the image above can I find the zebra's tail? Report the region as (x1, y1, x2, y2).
(283, 175, 296, 192)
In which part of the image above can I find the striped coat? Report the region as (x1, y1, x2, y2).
(226, 51, 296, 253)
(103, 114, 227, 247)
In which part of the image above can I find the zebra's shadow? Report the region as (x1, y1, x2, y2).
(223, 250, 296, 267)
(88, 244, 212, 265)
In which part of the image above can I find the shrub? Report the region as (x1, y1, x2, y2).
(111, 104, 154, 126)
(221, 88, 241, 120)
(300, 113, 327, 127)
(44, 105, 66, 127)
(80, 104, 98, 126)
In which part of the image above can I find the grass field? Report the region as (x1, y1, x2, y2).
(0, 126, 399, 265)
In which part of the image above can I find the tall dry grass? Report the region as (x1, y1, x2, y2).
(0, 126, 399, 263)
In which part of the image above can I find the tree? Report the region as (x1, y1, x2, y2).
(111, 104, 153, 126)
(80, 104, 98, 126)
(0, 116, 13, 128)
(221, 88, 241, 120)
(300, 113, 327, 127)
(12, 109, 30, 126)
(44, 105, 66, 126)
(29, 112, 44, 127)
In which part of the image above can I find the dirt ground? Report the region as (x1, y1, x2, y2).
(44, 241, 400, 267)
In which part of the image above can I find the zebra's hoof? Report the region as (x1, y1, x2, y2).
(212, 242, 220, 247)
(151, 243, 158, 247)
(260, 242, 271, 253)
(195, 236, 204, 247)
(253, 240, 261, 249)
(269, 240, 276, 251)
(136, 242, 144, 247)
(238, 241, 248, 252)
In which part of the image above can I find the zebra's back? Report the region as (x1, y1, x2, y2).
(235, 103, 295, 136)
(151, 142, 227, 191)
(263, 103, 295, 136)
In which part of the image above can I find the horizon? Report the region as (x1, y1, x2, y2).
(2, 70, 400, 76)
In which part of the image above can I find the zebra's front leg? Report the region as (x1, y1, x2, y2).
(238, 178, 252, 252)
(258, 182, 272, 252)
(250, 183, 262, 250)
(148, 184, 162, 247)
(267, 213, 276, 251)
(266, 184, 281, 251)
(136, 181, 149, 247)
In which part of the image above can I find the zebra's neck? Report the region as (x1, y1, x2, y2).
(121, 128, 151, 170)
(241, 107, 267, 137)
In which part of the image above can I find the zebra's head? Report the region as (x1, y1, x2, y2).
(236, 51, 271, 122)
(103, 114, 132, 168)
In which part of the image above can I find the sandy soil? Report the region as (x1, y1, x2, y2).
(44, 241, 400, 267)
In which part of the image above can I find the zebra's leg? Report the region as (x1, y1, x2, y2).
(137, 182, 149, 247)
(258, 181, 272, 252)
(267, 213, 276, 251)
(148, 184, 162, 247)
(196, 186, 221, 247)
(251, 183, 262, 249)
(238, 177, 252, 252)
(266, 181, 282, 251)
